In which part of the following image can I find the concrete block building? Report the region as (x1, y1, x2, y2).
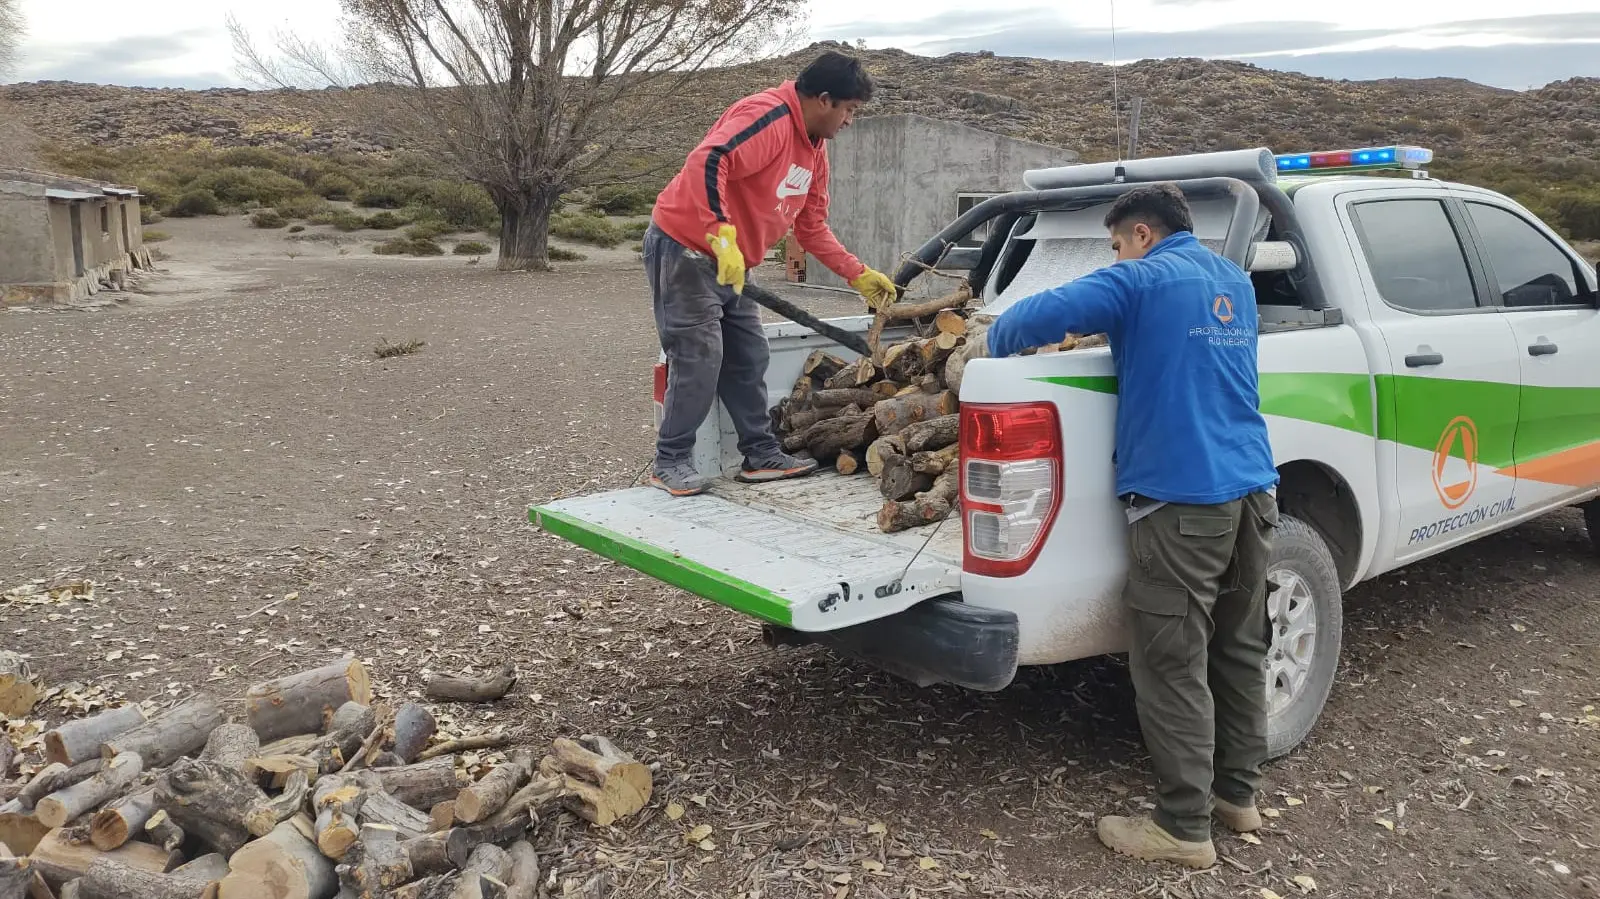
(800, 115, 1078, 297)
(1, 169, 152, 306)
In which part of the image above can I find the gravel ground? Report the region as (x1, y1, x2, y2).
(3, 216, 1598, 898)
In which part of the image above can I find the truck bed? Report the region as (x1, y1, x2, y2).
(708, 469, 964, 563)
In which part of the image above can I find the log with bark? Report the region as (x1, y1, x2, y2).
(26, 827, 177, 888)
(19, 761, 105, 811)
(391, 704, 436, 764)
(79, 852, 229, 899)
(245, 658, 372, 744)
(154, 756, 275, 856)
(89, 789, 156, 851)
(864, 282, 974, 361)
(504, 841, 538, 899)
(43, 707, 147, 768)
(0, 651, 42, 719)
(423, 665, 516, 704)
(878, 470, 961, 534)
(35, 752, 143, 829)
(453, 752, 534, 825)
(102, 697, 224, 769)
(450, 843, 511, 899)
(801, 350, 847, 383)
(374, 757, 466, 810)
(537, 736, 653, 827)
(901, 415, 960, 455)
(872, 390, 958, 438)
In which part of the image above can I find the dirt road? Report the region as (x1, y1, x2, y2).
(3, 217, 1597, 898)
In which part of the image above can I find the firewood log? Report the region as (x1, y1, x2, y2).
(416, 734, 511, 762)
(246, 769, 312, 837)
(866, 283, 973, 360)
(245, 658, 372, 744)
(834, 448, 866, 476)
(311, 775, 364, 860)
(44, 707, 147, 767)
(0, 844, 33, 898)
(424, 665, 515, 704)
(79, 852, 228, 899)
(801, 350, 848, 383)
(934, 310, 967, 338)
(374, 758, 466, 810)
(799, 410, 877, 463)
(0, 652, 42, 718)
(391, 704, 436, 764)
(941, 318, 990, 395)
(200, 724, 260, 773)
(19, 761, 104, 810)
(787, 374, 813, 407)
(0, 810, 50, 855)
(102, 697, 224, 769)
(444, 778, 560, 866)
(780, 406, 827, 434)
(880, 341, 924, 383)
(823, 359, 880, 391)
(357, 788, 431, 839)
(454, 752, 533, 824)
(216, 813, 336, 899)
(334, 824, 409, 899)
(910, 444, 961, 476)
(902, 415, 960, 455)
(504, 841, 538, 899)
(155, 756, 274, 857)
(878, 454, 932, 502)
(878, 470, 960, 534)
(393, 875, 466, 899)
(27, 827, 176, 889)
(142, 810, 184, 853)
(865, 436, 905, 478)
(538, 735, 652, 826)
(872, 391, 958, 437)
(0, 738, 15, 784)
(36, 753, 142, 829)
(811, 388, 881, 410)
(89, 789, 156, 851)
(450, 844, 511, 899)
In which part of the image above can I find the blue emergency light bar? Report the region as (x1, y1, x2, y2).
(1274, 145, 1433, 175)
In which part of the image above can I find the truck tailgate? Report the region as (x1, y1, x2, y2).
(530, 480, 963, 632)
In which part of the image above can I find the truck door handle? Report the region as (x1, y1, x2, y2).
(1404, 352, 1444, 368)
(1528, 341, 1559, 357)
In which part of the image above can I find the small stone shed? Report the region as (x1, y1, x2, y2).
(1, 169, 153, 306)
(797, 114, 1079, 297)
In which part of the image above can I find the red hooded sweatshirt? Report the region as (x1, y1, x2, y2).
(652, 80, 866, 282)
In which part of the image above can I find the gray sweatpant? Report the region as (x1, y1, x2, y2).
(643, 222, 781, 466)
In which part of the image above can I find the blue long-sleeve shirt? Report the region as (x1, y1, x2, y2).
(986, 230, 1278, 505)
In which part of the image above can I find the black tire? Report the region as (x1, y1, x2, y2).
(1264, 514, 1344, 759)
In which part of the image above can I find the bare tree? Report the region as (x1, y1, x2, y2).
(0, 0, 23, 78)
(231, 0, 804, 271)
(0, 0, 38, 167)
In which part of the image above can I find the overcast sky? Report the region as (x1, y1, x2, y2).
(7, 0, 1598, 91)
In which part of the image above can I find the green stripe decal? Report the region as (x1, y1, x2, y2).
(530, 505, 794, 627)
(1031, 372, 1376, 435)
(1372, 374, 1520, 467)
(1511, 381, 1600, 465)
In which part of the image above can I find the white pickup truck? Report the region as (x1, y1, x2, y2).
(531, 146, 1600, 757)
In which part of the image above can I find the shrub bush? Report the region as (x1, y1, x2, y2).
(374, 237, 445, 256)
(416, 181, 498, 231)
(549, 246, 587, 262)
(588, 184, 656, 216)
(365, 211, 407, 230)
(189, 166, 309, 206)
(140, 206, 164, 225)
(251, 210, 288, 229)
(620, 220, 650, 241)
(453, 240, 492, 255)
(356, 183, 409, 209)
(314, 174, 360, 201)
(170, 189, 222, 217)
(288, 224, 306, 233)
(309, 209, 369, 232)
(276, 195, 332, 220)
(406, 220, 454, 240)
(142, 230, 171, 242)
(551, 211, 624, 248)
(1553, 192, 1600, 241)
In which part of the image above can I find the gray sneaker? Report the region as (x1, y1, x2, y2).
(737, 451, 819, 483)
(650, 461, 709, 497)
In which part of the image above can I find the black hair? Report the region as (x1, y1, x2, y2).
(1103, 182, 1194, 236)
(796, 50, 874, 103)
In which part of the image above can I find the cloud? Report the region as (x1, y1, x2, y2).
(818, 10, 1600, 89)
(12, 29, 237, 89)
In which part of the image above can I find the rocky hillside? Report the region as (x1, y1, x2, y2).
(4, 43, 1596, 167)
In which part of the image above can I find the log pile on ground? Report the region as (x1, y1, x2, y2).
(0, 657, 654, 899)
(770, 280, 1105, 533)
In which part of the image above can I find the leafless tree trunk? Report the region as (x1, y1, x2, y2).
(0, 0, 22, 77)
(0, 0, 39, 167)
(229, 0, 804, 272)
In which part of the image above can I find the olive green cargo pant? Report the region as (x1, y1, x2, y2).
(1122, 491, 1278, 843)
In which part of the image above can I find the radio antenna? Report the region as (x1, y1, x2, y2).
(1109, 0, 1125, 171)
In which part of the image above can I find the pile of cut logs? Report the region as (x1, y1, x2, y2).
(0, 657, 651, 899)
(769, 282, 1103, 534)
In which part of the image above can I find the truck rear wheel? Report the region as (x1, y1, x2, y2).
(1264, 514, 1344, 759)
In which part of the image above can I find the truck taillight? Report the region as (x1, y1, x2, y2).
(961, 402, 1061, 578)
(653, 363, 668, 406)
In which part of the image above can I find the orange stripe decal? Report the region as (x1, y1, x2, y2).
(1498, 440, 1600, 487)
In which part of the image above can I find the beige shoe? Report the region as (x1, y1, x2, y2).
(1096, 815, 1217, 869)
(1213, 796, 1263, 833)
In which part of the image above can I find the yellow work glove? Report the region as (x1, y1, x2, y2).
(705, 223, 746, 295)
(850, 267, 898, 311)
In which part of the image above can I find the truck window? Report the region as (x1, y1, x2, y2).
(1465, 202, 1582, 308)
(1350, 199, 1478, 314)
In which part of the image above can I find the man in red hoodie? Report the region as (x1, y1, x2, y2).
(643, 50, 898, 496)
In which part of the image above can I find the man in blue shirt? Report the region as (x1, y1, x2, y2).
(986, 183, 1280, 869)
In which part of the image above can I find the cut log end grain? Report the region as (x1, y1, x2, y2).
(27, 826, 175, 888)
(424, 664, 517, 703)
(90, 789, 157, 851)
(35, 752, 142, 829)
(245, 657, 372, 744)
(217, 814, 334, 899)
(865, 435, 905, 478)
(801, 349, 847, 382)
(454, 751, 534, 824)
(834, 449, 865, 476)
(541, 735, 653, 825)
(0, 651, 42, 719)
(878, 454, 933, 502)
